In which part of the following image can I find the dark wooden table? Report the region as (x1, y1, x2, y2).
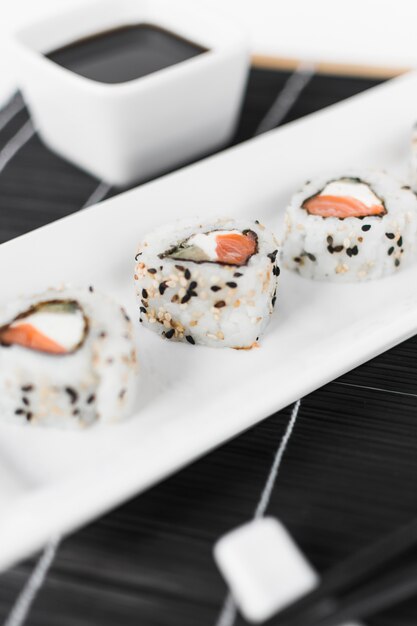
(1, 68, 417, 626)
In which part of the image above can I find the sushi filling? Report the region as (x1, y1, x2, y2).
(161, 229, 258, 266)
(302, 178, 386, 218)
(0, 300, 88, 355)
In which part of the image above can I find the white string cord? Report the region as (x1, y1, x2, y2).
(82, 181, 112, 209)
(0, 95, 24, 135)
(2, 538, 60, 626)
(0, 121, 35, 175)
(254, 63, 316, 135)
(214, 400, 302, 626)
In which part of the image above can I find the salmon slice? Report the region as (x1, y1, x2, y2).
(303, 195, 385, 218)
(0, 323, 66, 354)
(215, 231, 257, 265)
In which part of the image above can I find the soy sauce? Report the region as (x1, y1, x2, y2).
(47, 24, 207, 84)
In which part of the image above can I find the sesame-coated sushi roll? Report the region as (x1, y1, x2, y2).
(281, 170, 417, 281)
(134, 218, 279, 349)
(0, 287, 137, 428)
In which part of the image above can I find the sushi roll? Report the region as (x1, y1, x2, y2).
(281, 170, 417, 281)
(0, 286, 137, 428)
(134, 218, 279, 349)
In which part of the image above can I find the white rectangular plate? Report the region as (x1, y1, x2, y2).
(1, 72, 417, 571)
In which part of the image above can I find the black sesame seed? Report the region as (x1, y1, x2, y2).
(226, 281, 238, 288)
(214, 300, 226, 308)
(267, 250, 278, 263)
(175, 265, 185, 272)
(294, 256, 302, 262)
(159, 282, 168, 295)
(189, 281, 197, 290)
(87, 393, 95, 404)
(73, 408, 80, 416)
(15, 408, 25, 415)
(89, 285, 94, 292)
(186, 335, 195, 345)
(140, 306, 147, 314)
(211, 285, 221, 292)
(327, 236, 333, 245)
(272, 296, 277, 307)
(327, 247, 334, 254)
(189, 291, 198, 298)
(22, 397, 29, 406)
(181, 293, 191, 304)
(234, 272, 243, 277)
(255, 220, 260, 224)
(397, 236, 403, 247)
(306, 253, 316, 262)
(147, 268, 157, 274)
(362, 225, 371, 232)
(26, 412, 33, 421)
(165, 328, 175, 339)
(135, 252, 142, 261)
(184, 269, 191, 280)
(21, 385, 33, 392)
(346, 246, 359, 257)
(388, 247, 394, 256)
(385, 232, 395, 239)
(65, 387, 78, 404)
(142, 289, 148, 299)
(402, 185, 411, 190)
(395, 258, 400, 267)
(273, 265, 281, 276)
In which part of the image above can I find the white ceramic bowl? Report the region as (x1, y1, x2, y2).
(11, 0, 249, 186)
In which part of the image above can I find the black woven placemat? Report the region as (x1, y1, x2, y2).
(2, 68, 417, 626)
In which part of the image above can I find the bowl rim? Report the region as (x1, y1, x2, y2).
(12, 0, 249, 97)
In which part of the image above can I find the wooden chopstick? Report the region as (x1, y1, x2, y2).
(274, 516, 417, 625)
(251, 54, 409, 79)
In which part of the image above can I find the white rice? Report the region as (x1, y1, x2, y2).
(281, 169, 417, 282)
(134, 217, 280, 349)
(0, 286, 137, 429)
